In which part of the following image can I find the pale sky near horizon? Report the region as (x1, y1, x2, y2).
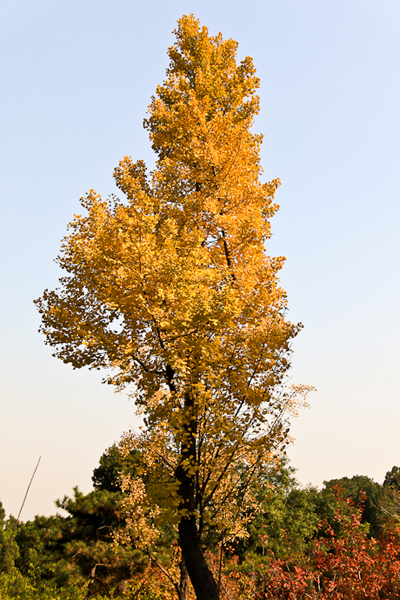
(1, 0, 399, 521)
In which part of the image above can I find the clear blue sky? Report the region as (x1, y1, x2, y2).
(1, 0, 399, 521)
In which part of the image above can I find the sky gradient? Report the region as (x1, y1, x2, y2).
(1, 0, 399, 521)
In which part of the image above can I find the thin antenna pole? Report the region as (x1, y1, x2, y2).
(0, 456, 41, 575)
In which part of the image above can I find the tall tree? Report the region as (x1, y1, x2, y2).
(35, 15, 310, 599)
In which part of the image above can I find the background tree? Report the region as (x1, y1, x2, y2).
(35, 14, 312, 599)
(384, 466, 400, 491)
(2, 456, 399, 598)
(234, 459, 320, 560)
(320, 474, 383, 538)
(253, 488, 400, 600)
(92, 443, 139, 492)
(381, 466, 400, 524)
(0, 450, 152, 598)
(0, 504, 20, 576)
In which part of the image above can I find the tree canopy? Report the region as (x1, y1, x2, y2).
(35, 14, 313, 599)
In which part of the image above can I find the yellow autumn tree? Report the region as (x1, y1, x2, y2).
(35, 15, 311, 600)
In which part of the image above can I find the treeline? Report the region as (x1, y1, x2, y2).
(1, 448, 399, 599)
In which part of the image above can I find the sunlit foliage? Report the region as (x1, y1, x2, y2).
(34, 14, 314, 597)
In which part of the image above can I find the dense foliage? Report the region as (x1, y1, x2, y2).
(1, 448, 399, 599)
(34, 14, 314, 598)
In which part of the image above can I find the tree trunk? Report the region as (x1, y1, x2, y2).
(171, 383, 219, 600)
(179, 516, 219, 600)
(178, 558, 191, 600)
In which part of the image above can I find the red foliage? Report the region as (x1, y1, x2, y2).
(255, 488, 400, 599)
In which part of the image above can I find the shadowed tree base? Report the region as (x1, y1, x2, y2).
(179, 517, 219, 600)
(178, 559, 190, 600)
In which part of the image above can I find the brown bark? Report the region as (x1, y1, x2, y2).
(167, 369, 219, 600)
(178, 516, 219, 600)
(175, 406, 219, 599)
(178, 558, 191, 600)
